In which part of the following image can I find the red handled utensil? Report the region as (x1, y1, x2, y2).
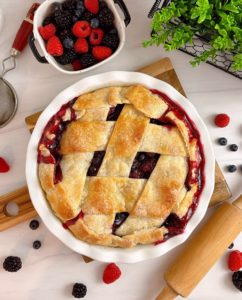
(0, 3, 40, 128)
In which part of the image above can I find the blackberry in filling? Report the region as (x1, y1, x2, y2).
(112, 212, 129, 234)
(129, 152, 160, 179)
(87, 151, 105, 176)
(106, 104, 124, 121)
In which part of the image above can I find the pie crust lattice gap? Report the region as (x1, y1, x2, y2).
(37, 85, 205, 248)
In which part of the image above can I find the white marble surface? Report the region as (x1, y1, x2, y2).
(0, 0, 242, 299)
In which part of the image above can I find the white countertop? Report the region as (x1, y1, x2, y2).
(0, 1, 242, 299)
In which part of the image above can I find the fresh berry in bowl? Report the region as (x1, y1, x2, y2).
(30, 0, 130, 74)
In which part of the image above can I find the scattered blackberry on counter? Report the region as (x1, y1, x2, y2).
(230, 144, 238, 152)
(3, 256, 22, 272)
(55, 10, 73, 29)
(29, 219, 39, 230)
(228, 165, 237, 173)
(33, 240, 42, 250)
(82, 11, 95, 22)
(57, 50, 77, 65)
(90, 18, 99, 28)
(99, 7, 114, 28)
(80, 53, 96, 68)
(232, 271, 242, 291)
(72, 283, 87, 298)
(228, 243, 234, 249)
(102, 33, 119, 49)
(218, 137, 227, 146)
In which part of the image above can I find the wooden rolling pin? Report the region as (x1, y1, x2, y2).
(156, 196, 242, 300)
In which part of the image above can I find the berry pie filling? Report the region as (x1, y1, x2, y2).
(37, 85, 205, 248)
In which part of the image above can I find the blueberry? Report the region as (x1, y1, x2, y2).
(228, 242, 234, 249)
(218, 137, 227, 146)
(228, 165, 237, 173)
(33, 240, 41, 249)
(63, 37, 74, 49)
(90, 18, 100, 28)
(29, 219, 39, 230)
(230, 144, 238, 152)
(72, 15, 79, 23)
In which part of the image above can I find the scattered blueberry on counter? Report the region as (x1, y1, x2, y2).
(227, 165, 237, 173)
(29, 219, 39, 230)
(33, 240, 42, 250)
(218, 137, 227, 146)
(229, 144, 238, 152)
(228, 243, 234, 249)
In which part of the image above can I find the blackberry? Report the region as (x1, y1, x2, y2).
(51, 2, 63, 15)
(99, 7, 114, 28)
(55, 10, 73, 29)
(62, 0, 77, 12)
(3, 256, 22, 272)
(57, 50, 77, 65)
(230, 144, 238, 152)
(227, 165, 237, 173)
(33, 240, 42, 249)
(218, 137, 227, 146)
(109, 28, 118, 35)
(59, 29, 73, 41)
(29, 219, 39, 230)
(82, 11, 95, 22)
(99, 1, 108, 9)
(232, 271, 242, 291)
(43, 16, 55, 26)
(80, 53, 96, 68)
(72, 283, 87, 298)
(102, 33, 119, 49)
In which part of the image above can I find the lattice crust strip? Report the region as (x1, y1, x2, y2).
(38, 85, 201, 247)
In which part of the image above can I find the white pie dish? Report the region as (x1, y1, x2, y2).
(26, 71, 215, 263)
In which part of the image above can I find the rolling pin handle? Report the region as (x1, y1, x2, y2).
(155, 285, 178, 300)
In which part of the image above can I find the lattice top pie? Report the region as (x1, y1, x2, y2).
(38, 85, 204, 248)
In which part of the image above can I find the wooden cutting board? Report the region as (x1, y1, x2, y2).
(0, 58, 231, 264)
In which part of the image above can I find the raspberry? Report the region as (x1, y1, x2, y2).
(72, 21, 91, 38)
(74, 38, 89, 53)
(92, 46, 112, 61)
(72, 59, 82, 71)
(228, 250, 242, 272)
(214, 113, 230, 127)
(39, 23, 56, 40)
(3, 256, 22, 272)
(84, 0, 99, 14)
(99, 7, 114, 28)
(102, 33, 119, 49)
(0, 157, 10, 173)
(90, 28, 104, 45)
(47, 36, 63, 56)
(72, 283, 87, 298)
(80, 53, 96, 68)
(103, 263, 121, 284)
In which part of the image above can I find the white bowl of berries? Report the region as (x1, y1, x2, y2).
(29, 0, 130, 74)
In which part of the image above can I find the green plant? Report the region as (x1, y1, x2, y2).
(143, 0, 242, 71)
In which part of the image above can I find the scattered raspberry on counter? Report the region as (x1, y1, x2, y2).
(103, 263, 121, 284)
(0, 157, 10, 173)
(228, 250, 242, 272)
(214, 113, 230, 127)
